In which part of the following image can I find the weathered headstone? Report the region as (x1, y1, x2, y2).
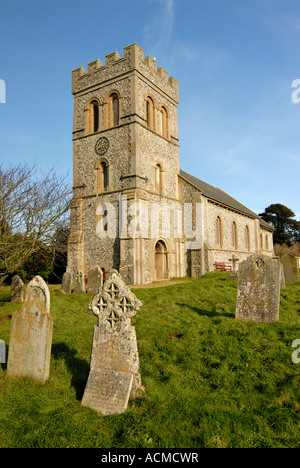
(235, 255, 281, 323)
(73, 270, 85, 294)
(61, 271, 72, 294)
(25, 275, 50, 313)
(87, 266, 103, 294)
(82, 269, 143, 415)
(280, 253, 299, 284)
(7, 276, 53, 383)
(272, 257, 286, 290)
(10, 275, 24, 303)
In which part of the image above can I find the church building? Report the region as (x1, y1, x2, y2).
(67, 43, 273, 285)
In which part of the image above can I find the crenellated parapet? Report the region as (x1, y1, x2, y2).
(72, 43, 179, 103)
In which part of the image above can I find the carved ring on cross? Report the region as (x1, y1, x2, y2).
(89, 291, 110, 318)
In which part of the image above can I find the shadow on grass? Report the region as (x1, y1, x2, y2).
(51, 343, 90, 400)
(176, 303, 234, 319)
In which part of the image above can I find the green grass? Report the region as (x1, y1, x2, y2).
(0, 271, 299, 448)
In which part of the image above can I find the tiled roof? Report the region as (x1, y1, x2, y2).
(179, 170, 273, 231)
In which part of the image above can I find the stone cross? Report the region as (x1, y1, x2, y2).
(229, 254, 239, 273)
(235, 255, 280, 323)
(7, 276, 54, 383)
(226, 254, 239, 280)
(73, 270, 85, 294)
(82, 269, 143, 415)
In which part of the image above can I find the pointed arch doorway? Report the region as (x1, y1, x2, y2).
(154, 240, 169, 280)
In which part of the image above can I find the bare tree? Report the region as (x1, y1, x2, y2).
(0, 162, 71, 284)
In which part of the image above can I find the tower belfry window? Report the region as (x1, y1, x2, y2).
(112, 93, 119, 126)
(92, 100, 99, 133)
(105, 91, 120, 128)
(146, 96, 155, 130)
(160, 105, 168, 138)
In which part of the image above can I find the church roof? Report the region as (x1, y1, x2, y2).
(179, 170, 273, 231)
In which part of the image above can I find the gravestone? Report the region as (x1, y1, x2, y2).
(272, 257, 286, 290)
(279, 262, 286, 290)
(82, 269, 143, 415)
(61, 271, 72, 294)
(10, 275, 24, 303)
(7, 276, 53, 383)
(25, 275, 50, 313)
(235, 255, 280, 323)
(227, 254, 239, 280)
(0, 339, 6, 364)
(73, 270, 85, 293)
(87, 266, 103, 294)
(280, 253, 299, 284)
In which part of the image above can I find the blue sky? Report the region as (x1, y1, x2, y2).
(0, 0, 299, 219)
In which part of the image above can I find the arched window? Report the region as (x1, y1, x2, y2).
(232, 222, 238, 250)
(95, 160, 109, 192)
(265, 235, 269, 250)
(85, 98, 100, 134)
(155, 163, 163, 193)
(111, 92, 119, 126)
(105, 91, 120, 128)
(245, 225, 250, 251)
(159, 105, 169, 138)
(216, 216, 223, 247)
(92, 100, 99, 133)
(260, 233, 263, 250)
(146, 95, 155, 130)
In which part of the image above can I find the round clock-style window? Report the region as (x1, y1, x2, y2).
(95, 137, 109, 156)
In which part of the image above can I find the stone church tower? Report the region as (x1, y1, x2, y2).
(68, 43, 274, 285)
(68, 43, 186, 284)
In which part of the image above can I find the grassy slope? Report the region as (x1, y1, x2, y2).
(0, 272, 299, 448)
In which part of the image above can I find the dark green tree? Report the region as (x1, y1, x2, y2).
(259, 204, 300, 246)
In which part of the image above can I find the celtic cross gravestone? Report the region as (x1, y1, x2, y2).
(82, 269, 143, 415)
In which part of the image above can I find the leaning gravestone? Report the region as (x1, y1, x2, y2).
(280, 253, 299, 284)
(87, 266, 103, 294)
(7, 276, 53, 383)
(82, 269, 143, 415)
(10, 275, 24, 303)
(73, 270, 85, 293)
(236, 255, 281, 323)
(61, 271, 72, 294)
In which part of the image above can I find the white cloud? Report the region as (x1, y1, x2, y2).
(144, 0, 175, 56)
